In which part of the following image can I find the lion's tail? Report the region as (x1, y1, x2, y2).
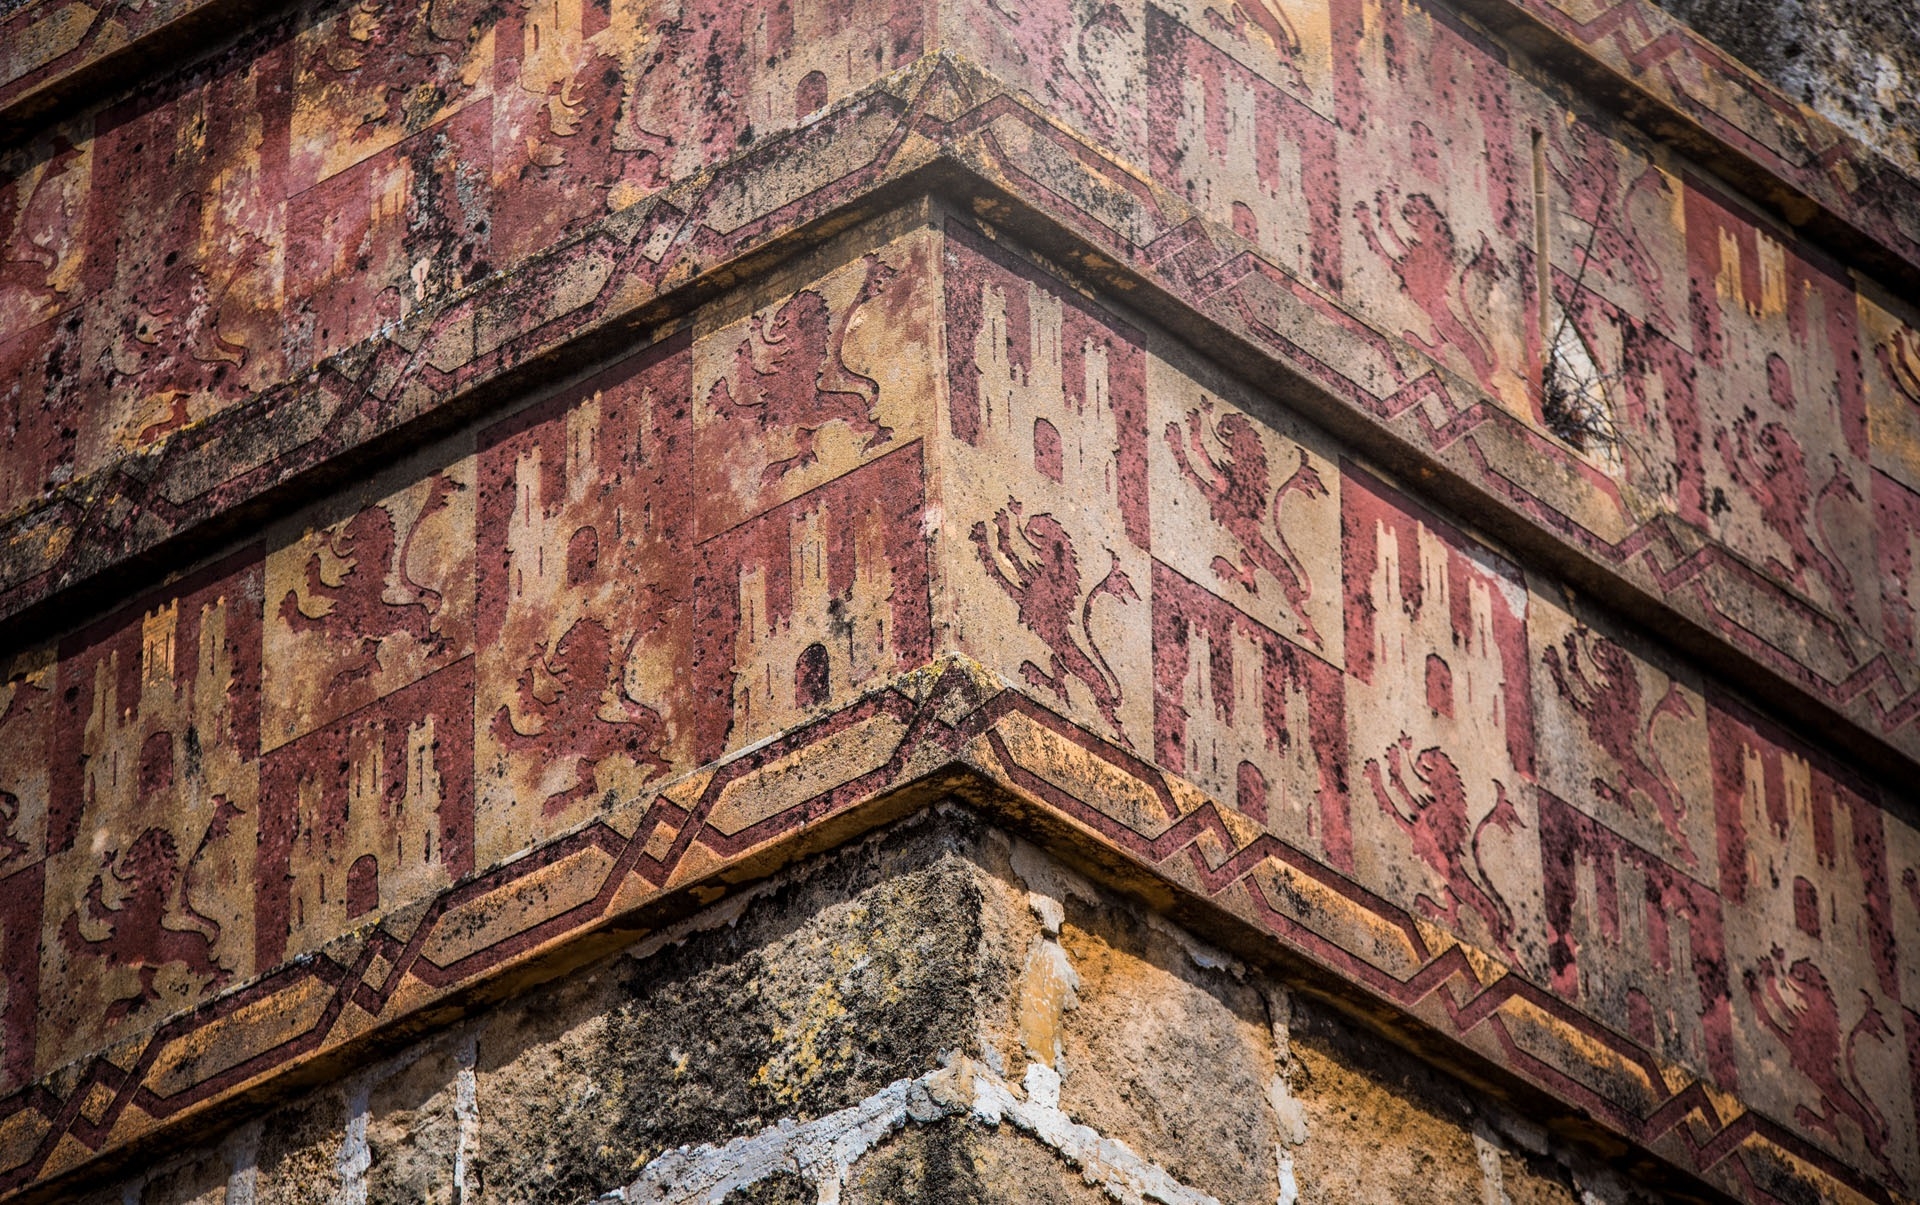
(1082, 553, 1140, 705)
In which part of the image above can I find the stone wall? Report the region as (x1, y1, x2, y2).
(1, 207, 1915, 1199)
(0, 0, 1916, 1198)
(66, 810, 1678, 1205)
(1649, 0, 1920, 175)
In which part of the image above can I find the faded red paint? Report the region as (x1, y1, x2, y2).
(1551, 273, 1698, 499)
(258, 661, 475, 967)
(1876, 470, 1920, 664)
(44, 550, 263, 1071)
(0, 660, 48, 881)
(475, 334, 694, 862)
(1369, 737, 1525, 959)
(1152, 562, 1348, 866)
(286, 0, 494, 187)
(1145, 7, 1341, 290)
(1538, 788, 1734, 1080)
(1683, 179, 1872, 625)
(278, 483, 459, 691)
(287, 101, 493, 365)
(1710, 697, 1912, 1182)
(486, 614, 673, 802)
(1332, 0, 1531, 403)
(0, 319, 82, 516)
(266, 460, 474, 751)
(703, 258, 898, 487)
(1542, 626, 1698, 866)
(1358, 191, 1504, 379)
(0, 654, 47, 1094)
(80, 45, 291, 459)
(0, 126, 90, 343)
(1340, 466, 1538, 967)
(945, 230, 1150, 551)
(0, 864, 40, 1095)
(1163, 404, 1328, 648)
(961, 0, 1141, 152)
(490, 0, 924, 265)
(692, 444, 931, 759)
(1542, 119, 1683, 337)
(1342, 469, 1533, 776)
(0, 1, 1913, 1196)
(975, 500, 1139, 738)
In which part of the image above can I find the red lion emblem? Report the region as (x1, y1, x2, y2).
(972, 500, 1139, 743)
(1164, 404, 1328, 646)
(61, 820, 238, 1026)
(278, 474, 464, 691)
(1354, 189, 1504, 394)
(1744, 947, 1898, 1183)
(490, 615, 674, 817)
(707, 255, 899, 484)
(1715, 354, 1860, 623)
(1542, 627, 1697, 866)
(1365, 734, 1525, 961)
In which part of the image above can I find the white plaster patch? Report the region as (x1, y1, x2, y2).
(1141, 907, 1242, 977)
(453, 1033, 480, 1203)
(1266, 1077, 1308, 1149)
(601, 1075, 933, 1205)
(1028, 889, 1066, 936)
(223, 1122, 262, 1205)
(1009, 838, 1096, 923)
(593, 1059, 1228, 1205)
(1276, 1150, 1298, 1205)
(1473, 1126, 1512, 1205)
(1023, 1060, 1063, 1110)
(962, 1061, 1222, 1205)
(335, 1077, 372, 1205)
(1262, 985, 1308, 1149)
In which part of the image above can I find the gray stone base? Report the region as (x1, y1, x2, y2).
(79, 808, 1678, 1205)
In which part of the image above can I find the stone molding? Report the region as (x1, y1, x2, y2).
(0, 656, 1893, 1205)
(7, 58, 1920, 780)
(3, 0, 1915, 293)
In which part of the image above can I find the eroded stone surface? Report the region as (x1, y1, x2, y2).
(67, 813, 1681, 1205)
(468, 819, 996, 1201)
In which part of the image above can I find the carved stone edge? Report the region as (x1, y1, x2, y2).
(2, 0, 1915, 283)
(0, 656, 1900, 1205)
(8, 57, 1920, 788)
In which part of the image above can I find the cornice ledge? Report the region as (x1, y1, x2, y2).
(9, 54, 1920, 788)
(0, 656, 1895, 1205)
(0, 0, 274, 135)
(1449, 0, 1920, 286)
(3, 0, 1917, 285)
(0, 54, 959, 629)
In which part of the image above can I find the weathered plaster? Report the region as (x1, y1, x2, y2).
(0, 0, 1916, 1200)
